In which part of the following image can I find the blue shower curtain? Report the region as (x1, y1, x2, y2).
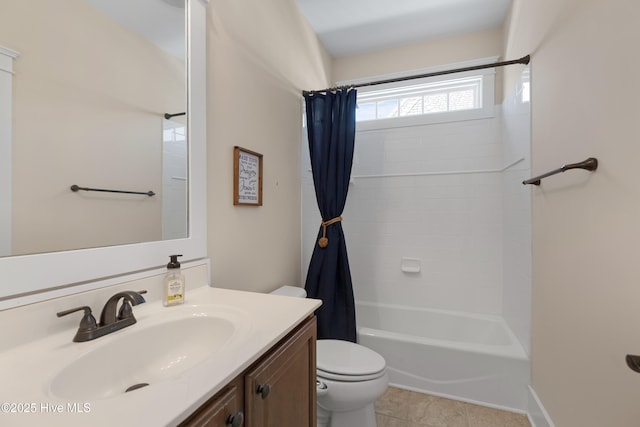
(304, 88, 357, 342)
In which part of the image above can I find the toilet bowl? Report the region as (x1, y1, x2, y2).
(270, 286, 389, 427)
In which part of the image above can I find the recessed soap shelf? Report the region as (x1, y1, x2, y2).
(401, 257, 421, 273)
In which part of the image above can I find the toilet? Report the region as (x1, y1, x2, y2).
(270, 286, 389, 427)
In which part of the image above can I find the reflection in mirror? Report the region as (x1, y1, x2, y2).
(0, 0, 186, 257)
(162, 119, 188, 239)
(0, 0, 206, 309)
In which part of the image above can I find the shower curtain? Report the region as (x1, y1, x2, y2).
(303, 88, 357, 342)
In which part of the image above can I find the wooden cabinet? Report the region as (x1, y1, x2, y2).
(180, 378, 244, 427)
(180, 316, 316, 427)
(244, 316, 316, 427)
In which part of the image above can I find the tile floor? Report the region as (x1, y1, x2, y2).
(375, 387, 531, 427)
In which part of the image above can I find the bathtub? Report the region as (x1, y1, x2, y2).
(356, 301, 530, 411)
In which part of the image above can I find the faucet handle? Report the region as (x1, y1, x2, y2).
(117, 290, 148, 320)
(118, 300, 134, 320)
(57, 306, 98, 332)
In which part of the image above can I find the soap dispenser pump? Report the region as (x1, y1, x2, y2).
(164, 254, 185, 306)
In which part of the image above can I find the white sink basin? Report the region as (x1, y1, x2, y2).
(0, 286, 321, 427)
(48, 305, 248, 401)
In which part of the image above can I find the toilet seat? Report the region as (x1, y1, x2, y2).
(317, 368, 385, 382)
(316, 340, 386, 382)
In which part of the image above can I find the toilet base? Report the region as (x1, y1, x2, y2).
(317, 402, 377, 427)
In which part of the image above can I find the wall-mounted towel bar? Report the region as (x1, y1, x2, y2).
(522, 157, 598, 186)
(164, 112, 185, 120)
(70, 185, 155, 197)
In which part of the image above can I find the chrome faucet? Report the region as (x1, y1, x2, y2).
(57, 290, 146, 342)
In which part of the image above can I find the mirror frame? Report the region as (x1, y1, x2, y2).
(0, 0, 208, 309)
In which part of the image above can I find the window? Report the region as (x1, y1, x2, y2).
(344, 58, 498, 130)
(356, 76, 483, 122)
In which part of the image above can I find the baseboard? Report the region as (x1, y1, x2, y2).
(527, 385, 555, 427)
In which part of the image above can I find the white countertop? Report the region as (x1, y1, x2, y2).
(0, 286, 321, 427)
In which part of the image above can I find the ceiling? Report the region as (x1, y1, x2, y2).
(295, 0, 512, 57)
(83, 0, 185, 58)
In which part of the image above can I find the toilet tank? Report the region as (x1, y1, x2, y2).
(270, 286, 307, 298)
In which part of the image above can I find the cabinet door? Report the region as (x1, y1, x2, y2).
(180, 379, 244, 427)
(245, 316, 316, 427)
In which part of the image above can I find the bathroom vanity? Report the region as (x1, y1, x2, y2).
(0, 265, 321, 427)
(180, 315, 316, 427)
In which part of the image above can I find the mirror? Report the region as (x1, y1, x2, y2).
(0, 0, 207, 308)
(0, 0, 187, 258)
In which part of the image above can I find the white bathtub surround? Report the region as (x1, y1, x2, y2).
(336, 94, 531, 319)
(336, 116, 507, 315)
(304, 107, 531, 317)
(301, 66, 532, 412)
(500, 66, 532, 355)
(357, 301, 529, 411)
(0, 264, 321, 426)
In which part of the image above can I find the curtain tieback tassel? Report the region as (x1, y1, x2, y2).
(318, 216, 342, 248)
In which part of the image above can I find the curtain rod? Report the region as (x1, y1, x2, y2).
(302, 55, 530, 96)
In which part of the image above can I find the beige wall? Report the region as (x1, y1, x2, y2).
(2, 0, 184, 255)
(206, 0, 331, 292)
(504, 0, 640, 425)
(332, 27, 504, 101)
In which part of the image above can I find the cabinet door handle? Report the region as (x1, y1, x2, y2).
(226, 411, 244, 427)
(256, 383, 271, 399)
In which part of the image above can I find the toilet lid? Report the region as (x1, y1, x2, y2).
(316, 340, 386, 377)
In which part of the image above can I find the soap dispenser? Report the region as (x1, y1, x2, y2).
(164, 254, 185, 306)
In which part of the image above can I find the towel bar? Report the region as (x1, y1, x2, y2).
(522, 158, 598, 185)
(71, 185, 155, 197)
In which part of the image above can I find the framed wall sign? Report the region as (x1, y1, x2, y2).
(233, 146, 263, 206)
